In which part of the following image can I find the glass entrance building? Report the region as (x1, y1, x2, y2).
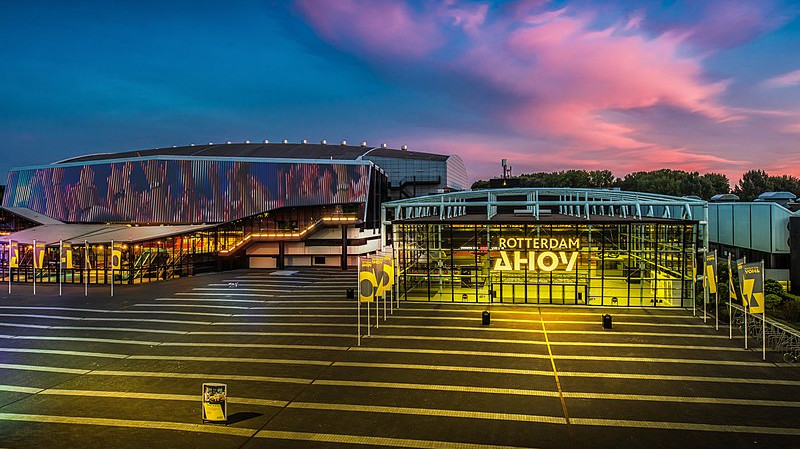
(383, 188, 707, 307)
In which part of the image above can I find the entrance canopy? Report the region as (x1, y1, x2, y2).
(0, 223, 216, 245)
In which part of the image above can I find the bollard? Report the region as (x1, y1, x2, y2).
(482, 311, 490, 325)
(602, 314, 612, 329)
(346, 288, 355, 299)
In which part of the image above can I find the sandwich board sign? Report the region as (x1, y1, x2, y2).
(201, 383, 228, 423)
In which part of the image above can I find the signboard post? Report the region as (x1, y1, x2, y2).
(707, 250, 718, 330)
(736, 257, 747, 349)
(8, 240, 18, 294)
(60, 241, 73, 298)
(727, 255, 734, 340)
(201, 383, 228, 423)
(372, 255, 383, 326)
(110, 241, 122, 297)
(84, 240, 89, 297)
(33, 240, 45, 295)
(382, 251, 394, 315)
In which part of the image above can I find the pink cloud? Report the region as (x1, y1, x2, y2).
(764, 69, 800, 88)
(294, 0, 799, 181)
(294, 0, 445, 58)
(685, 1, 793, 49)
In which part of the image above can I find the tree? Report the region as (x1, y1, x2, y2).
(588, 170, 615, 188)
(699, 173, 730, 198)
(734, 170, 771, 201)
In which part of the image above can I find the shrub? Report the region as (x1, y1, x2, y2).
(765, 293, 783, 311)
(765, 279, 784, 297)
(777, 298, 800, 323)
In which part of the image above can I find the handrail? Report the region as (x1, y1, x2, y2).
(218, 215, 360, 256)
(726, 302, 800, 363)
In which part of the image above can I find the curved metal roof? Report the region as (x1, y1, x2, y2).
(57, 143, 450, 164)
(386, 187, 708, 206)
(384, 187, 707, 222)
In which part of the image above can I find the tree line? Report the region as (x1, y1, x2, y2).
(471, 169, 800, 201)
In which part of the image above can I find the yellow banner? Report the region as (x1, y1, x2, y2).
(358, 257, 376, 302)
(33, 243, 46, 270)
(111, 244, 122, 270)
(728, 260, 736, 302)
(382, 252, 394, 290)
(742, 262, 764, 314)
(705, 252, 717, 294)
(61, 243, 73, 269)
(9, 241, 18, 268)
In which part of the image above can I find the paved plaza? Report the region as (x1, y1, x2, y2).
(0, 268, 799, 448)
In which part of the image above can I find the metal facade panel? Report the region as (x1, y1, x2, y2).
(732, 204, 751, 249)
(750, 204, 772, 252)
(771, 205, 791, 253)
(707, 205, 719, 242)
(716, 204, 733, 245)
(3, 159, 372, 224)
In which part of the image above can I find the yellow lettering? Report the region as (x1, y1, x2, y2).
(514, 252, 528, 271)
(493, 251, 512, 271)
(538, 252, 559, 271)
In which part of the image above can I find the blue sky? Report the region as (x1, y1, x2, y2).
(2, 1, 800, 184)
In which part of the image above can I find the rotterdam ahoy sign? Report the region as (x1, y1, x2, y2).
(492, 237, 580, 272)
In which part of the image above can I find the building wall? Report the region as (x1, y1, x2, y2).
(4, 157, 373, 224)
(395, 221, 696, 307)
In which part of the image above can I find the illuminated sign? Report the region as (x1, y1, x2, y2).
(493, 237, 580, 272)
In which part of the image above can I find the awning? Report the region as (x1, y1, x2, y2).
(0, 223, 217, 246)
(1, 207, 64, 225)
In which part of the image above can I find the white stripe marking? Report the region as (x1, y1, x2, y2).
(176, 292, 273, 297)
(0, 363, 88, 374)
(129, 355, 331, 366)
(289, 402, 566, 424)
(88, 370, 313, 384)
(571, 417, 800, 436)
(0, 413, 254, 436)
(256, 430, 533, 449)
(0, 348, 127, 359)
(372, 334, 740, 352)
(313, 380, 560, 398)
(134, 303, 249, 309)
(348, 347, 771, 366)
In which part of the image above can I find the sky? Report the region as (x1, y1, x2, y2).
(2, 0, 800, 185)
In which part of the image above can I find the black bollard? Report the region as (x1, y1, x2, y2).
(602, 314, 612, 329)
(482, 311, 490, 325)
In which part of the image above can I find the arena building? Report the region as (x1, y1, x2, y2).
(0, 142, 466, 285)
(382, 188, 707, 307)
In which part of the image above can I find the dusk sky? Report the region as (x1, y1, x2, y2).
(2, 0, 800, 184)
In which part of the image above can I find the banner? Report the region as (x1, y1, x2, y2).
(60, 243, 73, 269)
(9, 241, 19, 268)
(741, 262, 764, 314)
(728, 260, 737, 302)
(33, 242, 46, 270)
(705, 251, 717, 294)
(372, 253, 385, 297)
(111, 243, 122, 270)
(358, 257, 377, 302)
(736, 258, 746, 301)
(380, 252, 394, 296)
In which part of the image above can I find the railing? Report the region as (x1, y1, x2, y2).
(728, 302, 800, 364)
(218, 215, 360, 256)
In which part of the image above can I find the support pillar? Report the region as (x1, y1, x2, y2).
(341, 225, 348, 270)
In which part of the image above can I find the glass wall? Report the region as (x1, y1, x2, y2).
(395, 221, 697, 307)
